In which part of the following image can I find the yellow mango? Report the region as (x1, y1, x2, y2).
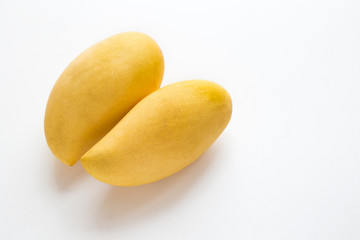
(44, 32, 164, 166)
(81, 80, 232, 186)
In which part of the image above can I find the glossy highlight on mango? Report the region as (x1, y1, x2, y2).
(81, 80, 232, 186)
(44, 32, 164, 166)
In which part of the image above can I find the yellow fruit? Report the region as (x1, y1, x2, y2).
(81, 80, 232, 186)
(44, 32, 164, 166)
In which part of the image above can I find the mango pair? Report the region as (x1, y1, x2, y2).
(45, 32, 232, 186)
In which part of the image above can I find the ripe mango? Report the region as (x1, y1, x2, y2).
(81, 80, 232, 186)
(44, 32, 164, 166)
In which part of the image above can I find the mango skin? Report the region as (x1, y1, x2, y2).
(44, 32, 164, 166)
(81, 80, 232, 186)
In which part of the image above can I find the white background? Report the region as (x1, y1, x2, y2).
(1, 0, 360, 239)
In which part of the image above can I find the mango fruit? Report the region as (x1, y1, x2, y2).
(44, 32, 164, 166)
(81, 80, 232, 186)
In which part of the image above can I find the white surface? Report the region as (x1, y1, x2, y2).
(1, 0, 360, 239)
